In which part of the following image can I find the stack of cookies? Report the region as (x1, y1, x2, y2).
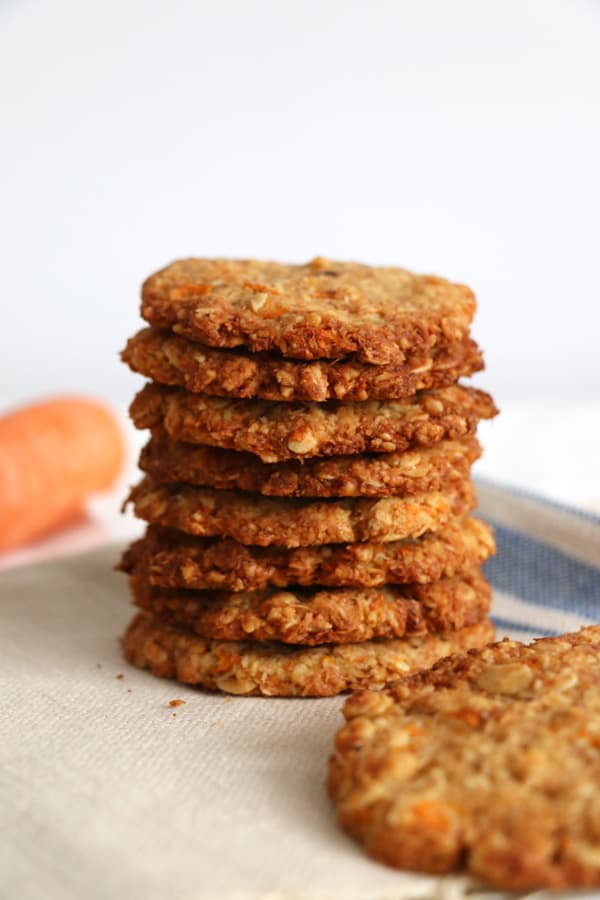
(119, 257, 498, 697)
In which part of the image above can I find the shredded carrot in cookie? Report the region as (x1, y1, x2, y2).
(411, 800, 451, 832)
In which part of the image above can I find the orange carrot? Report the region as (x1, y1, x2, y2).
(0, 397, 125, 553)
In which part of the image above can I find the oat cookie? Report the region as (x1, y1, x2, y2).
(328, 626, 600, 890)
(130, 383, 496, 464)
(140, 257, 476, 365)
(126, 477, 476, 548)
(121, 517, 494, 591)
(127, 568, 491, 645)
(122, 328, 483, 402)
(139, 435, 481, 499)
(123, 613, 494, 697)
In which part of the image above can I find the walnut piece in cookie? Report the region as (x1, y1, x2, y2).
(328, 625, 600, 891)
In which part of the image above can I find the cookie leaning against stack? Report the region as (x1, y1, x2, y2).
(119, 257, 498, 696)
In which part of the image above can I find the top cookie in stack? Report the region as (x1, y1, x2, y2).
(119, 257, 498, 697)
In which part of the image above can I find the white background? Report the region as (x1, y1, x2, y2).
(1, 0, 599, 409)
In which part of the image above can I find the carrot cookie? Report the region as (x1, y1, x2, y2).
(127, 568, 491, 646)
(121, 517, 494, 591)
(328, 626, 600, 890)
(139, 435, 481, 499)
(122, 328, 483, 402)
(140, 257, 476, 365)
(126, 477, 476, 548)
(130, 383, 497, 464)
(123, 613, 494, 697)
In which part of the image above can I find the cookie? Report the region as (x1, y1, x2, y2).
(122, 328, 484, 402)
(123, 613, 494, 697)
(328, 626, 600, 890)
(140, 257, 476, 365)
(139, 434, 481, 499)
(126, 568, 491, 645)
(126, 477, 476, 548)
(121, 517, 494, 591)
(130, 383, 497, 464)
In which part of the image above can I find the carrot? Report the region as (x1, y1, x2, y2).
(0, 397, 125, 553)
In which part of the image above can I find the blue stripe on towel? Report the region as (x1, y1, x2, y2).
(483, 522, 600, 621)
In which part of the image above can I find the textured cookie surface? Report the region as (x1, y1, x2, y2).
(123, 613, 494, 697)
(121, 517, 494, 591)
(328, 626, 600, 890)
(130, 383, 497, 463)
(126, 568, 491, 645)
(123, 328, 484, 402)
(126, 478, 476, 548)
(140, 257, 476, 364)
(139, 435, 481, 499)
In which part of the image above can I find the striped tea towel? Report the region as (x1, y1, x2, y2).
(478, 479, 600, 640)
